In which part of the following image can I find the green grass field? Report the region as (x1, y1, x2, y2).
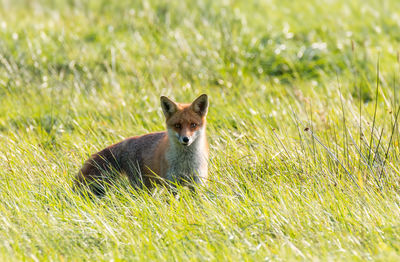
(1, 0, 400, 260)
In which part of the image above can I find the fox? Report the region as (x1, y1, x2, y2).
(75, 94, 209, 197)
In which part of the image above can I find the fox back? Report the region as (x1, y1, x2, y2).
(75, 94, 209, 196)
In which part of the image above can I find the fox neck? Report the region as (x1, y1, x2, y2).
(165, 127, 208, 184)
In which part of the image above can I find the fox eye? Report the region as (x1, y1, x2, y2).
(174, 123, 182, 129)
(190, 123, 197, 128)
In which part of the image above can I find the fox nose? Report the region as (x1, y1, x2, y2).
(182, 136, 189, 143)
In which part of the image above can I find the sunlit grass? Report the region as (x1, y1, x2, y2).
(0, 0, 400, 260)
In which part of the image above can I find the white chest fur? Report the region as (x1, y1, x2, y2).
(165, 135, 208, 185)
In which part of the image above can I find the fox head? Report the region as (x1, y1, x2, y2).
(160, 94, 208, 146)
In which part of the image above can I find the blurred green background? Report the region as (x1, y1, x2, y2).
(0, 0, 400, 261)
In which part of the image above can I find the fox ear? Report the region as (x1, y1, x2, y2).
(191, 94, 208, 117)
(160, 96, 178, 118)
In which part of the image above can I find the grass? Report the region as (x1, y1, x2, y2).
(1, 0, 400, 260)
